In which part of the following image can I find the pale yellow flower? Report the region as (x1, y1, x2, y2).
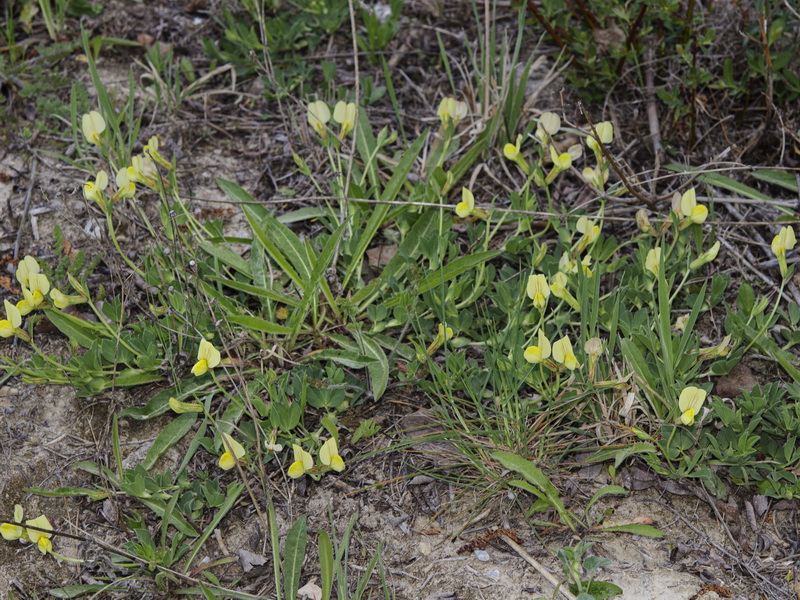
(535, 112, 561, 143)
(192, 339, 221, 376)
(586, 121, 613, 152)
(771, 226, 796, 278)
(455, 187, 475, 219)
(288, 444, 314, 479)
(526, 274, 550, 310)
(114, 168, 136, 200)
(523, 329, 551, 364)
(0, 300, 21, 338)
(83, 171, 109, 206)
(307, 100, 331, 138)
(25, 515, 53, 555)
(576, 216, 601, 244)
(319, 438, 345, 472)
(437, 97, 467, 127)
(0, 505, 24, 541)
(552, 336, 579, 370)
(679, 187, 708, 225)
(678, 386, 706, 426)
(219, 433, 246, 470)
(689, 241, 721, 270)
(333, 101, 357, 138)
(645, 247, 661, 277)
(15, 256, 40, 289)
(81, 111, 105, 146)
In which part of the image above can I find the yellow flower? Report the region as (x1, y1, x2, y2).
(678, 386, 707, 426)
(143, 135, 171, 168)
(288, 444, 314, 479)
(455, 187, 475, 219)
(0, 300, 21, 338)
(83, 171, 108, 207)
(576, 216, 601, 244)
(550, 145, 572, 170)
(699, 335, 732, 359)
(25, 515, 53, 555)
(526, 274, 550, 310)
(114, 168, 136, 200)
(678, 187, 708, 225)
(169, 397, 204, 414)
(127, 155, 158, 187)
(552, 336, 579, 370)
(503, 134, 523, 162)
(191, 339, 221, 376)
(307, 100, 331, 138)
(1, 505, 25, 541)
(636, 209, 652, 233)
(524, 329, 551, 364)
(333, 101, 357, 138)
(689, 241, 721, 270)
(645, 247, 661, 277)
(549, 272, 581, 311)
(81, 111, 105, 146)
(15, 256, 40, 289)
(319, 438, 345, 472)
(218, 433, 246, 470)
(49, 288, 85, 309)
(771, 226, 796, 278)
(437, 97, 467, 127)
(674, 315, 689, 333)
(535, 112, 561, 143)
(582, 166, 609, 188)
(586, 121, 613, 152)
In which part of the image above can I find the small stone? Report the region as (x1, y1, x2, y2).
(484, 569, 501, 582)
(715, 364, 758, 398)
(474, 550, 490, 561)
(418, 542, 433, 555)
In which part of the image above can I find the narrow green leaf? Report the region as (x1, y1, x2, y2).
(585, 485, 627, 514)
(343, 132, 427, 288)
(44, 309, 105, 349)
(207, 273, 300, 307)
(386, 249, 502, 307)
(24, 486, 107, 501)
(289, 222, 347, 342)
(329, 332, 389, 400)
(138, 497, 198, 537)
(597, 524, 664, 537)
(585, 442, 658, 468)
(283, 516, 308, 600)
(183, 481, 245, 573)
(200, 243, 252, 277)
(318, 530, 333, 600)
(227, 315, 294, 336)
(142, 413, 198, 470)
(751, 169, 799, 193)
(269, 502, 282, 600)
(493, 451, 576, 531)
(120, 378, 210, 420)
(48, 584, 127, 598)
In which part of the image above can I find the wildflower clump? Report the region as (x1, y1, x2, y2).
(2, 506, 81, 562)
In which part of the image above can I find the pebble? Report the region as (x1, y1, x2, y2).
(474, 550, 490, 561)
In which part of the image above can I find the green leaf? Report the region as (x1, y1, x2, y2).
(585, 485, 627, 514)
(597, 523, 664, 537)
(227, 315, 294, 336)
(200, 242, 252, 277)
(142, 412, 198, 470)
(288, 221, 347, 342)
(44, 309, 105, 349)
(206, 273, 300, 307)
(25, 486, 108, 501)
(221, 179, 303, 289)
(138, 497, 198, 537)
(352, 209, 440, 310)
(48, 584, 128, 598)
(318, 530, 334, 600)
(585, 442, 658, 469)
(120, 378, 211, 420)
(492, 451, 576, 532)
(751, 169, 799, 193)
(183, 481, 245, 574)
(284, 516, 308, 600)
(582, 581, 624, 599)
(385, 250, 502, 307)
(329, 332, 389, 400)
(343, 132, 428, 289)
